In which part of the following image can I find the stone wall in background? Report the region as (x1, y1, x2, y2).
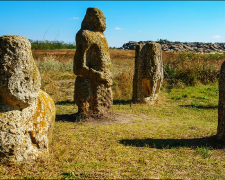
(121, 41, 225, 53)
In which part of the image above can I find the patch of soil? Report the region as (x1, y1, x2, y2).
(56, 111, 150, 125)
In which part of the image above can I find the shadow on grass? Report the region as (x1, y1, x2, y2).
(56, 113, 85, 122)
(55, 100, 75, 105)
(119, 136, 225, 149)
(113, 99, 132, 105)
(180, 105, 218, 109)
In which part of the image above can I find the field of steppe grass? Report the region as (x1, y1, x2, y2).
(1, 49, 225, 179)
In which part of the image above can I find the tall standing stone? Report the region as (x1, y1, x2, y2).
(132, 42, 163, 104)
(218, 61, 225, 142)
(0, 35, 55, 163)
(73, 7, 113, 116)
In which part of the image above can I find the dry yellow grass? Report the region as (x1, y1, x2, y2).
(0, 49, 224, 179)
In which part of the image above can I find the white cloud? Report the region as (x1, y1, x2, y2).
(211, 35, 221, 39)
(139, 31, 141, 33)
(70, 17, 80, 20)
(115, 27, 121, 30)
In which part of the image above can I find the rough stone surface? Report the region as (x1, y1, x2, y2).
(0, 35, 41, 110)
(217, 61, 225, 142)
(132, 42, 163, 104)
(73, 7, 113, 116)
(0, 35, 55, 163)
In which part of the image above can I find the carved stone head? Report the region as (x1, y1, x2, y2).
(0, 35, 41, 109)
(81, 7, 106, 32)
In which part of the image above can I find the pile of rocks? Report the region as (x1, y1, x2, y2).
(122, 41, 225, 53)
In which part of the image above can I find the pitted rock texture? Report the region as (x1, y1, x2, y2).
(0, 35, 41, 110)
(74, 7, 113, 116)
(0, 35, 55, 163)
(132, 42, 163, 104)
(218, 61, 225, 142)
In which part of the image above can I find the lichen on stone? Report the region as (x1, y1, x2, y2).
(0, 35, 55, 164)
(132, 42, 163, 104)
(73, 8, 113, 116)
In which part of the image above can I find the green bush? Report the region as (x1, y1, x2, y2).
(29, 39, 76, 50)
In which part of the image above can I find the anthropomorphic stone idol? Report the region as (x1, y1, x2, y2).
(217, 61, 225, 142)
(132, 42, 163, 104)
(0, 35, 55, 163)
(73, 7, 113, 116)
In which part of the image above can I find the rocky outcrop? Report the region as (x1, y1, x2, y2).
(218, 61, 225, 142)
(122, 41, 225, 53)
(0, 35, 55, 163)
(132, 42, 163, 104)
(73, 8, 113, 117)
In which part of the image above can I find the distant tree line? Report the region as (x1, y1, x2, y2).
(158, 39, 170, 42)
(29, 40, 76, 50)
(109, 46, 117, 49)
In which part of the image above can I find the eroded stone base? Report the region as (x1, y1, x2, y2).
(74, 76, 113, 117)
(0, 90, 55, 164)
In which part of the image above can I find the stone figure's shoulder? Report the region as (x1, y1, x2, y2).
(76, 29, 95, 43)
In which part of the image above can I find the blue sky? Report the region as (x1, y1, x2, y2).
(1, 1, 225, 47)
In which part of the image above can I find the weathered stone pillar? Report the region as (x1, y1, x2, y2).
(0, 35, 55, 163)
(217, 61, 225, 142)
(73, 7, 113, 117)
(132, 42, 163, 104)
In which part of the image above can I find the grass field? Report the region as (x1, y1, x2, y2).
(0, 49, 225, 179)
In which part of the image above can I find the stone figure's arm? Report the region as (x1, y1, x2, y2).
(73, 33, 111, 86)
(152, 57, 161, 80)
(73, 41, 90, 76)
(74, 33, 95, 76)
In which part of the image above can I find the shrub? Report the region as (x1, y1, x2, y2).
(30, 40, 76, 50)
(163, 51, 225, 86)
(36, 58, 73, 73)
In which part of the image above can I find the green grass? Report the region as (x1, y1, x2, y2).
(1, 81, 224, 179)
(1, 51, 224, 179)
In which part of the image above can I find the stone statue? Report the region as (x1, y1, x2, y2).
(132, 42, 163, 104)
(0, 35, 55, 163)
(73, 7, 113, 117)
(218, 61, 225, 142)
